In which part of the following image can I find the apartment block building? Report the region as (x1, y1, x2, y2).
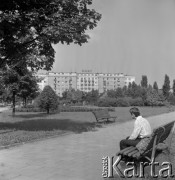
(37, 73, 49, 91)
(77, 73, 98, 92)
(37, 72, 135, 96)
(98, 73, 126, 93)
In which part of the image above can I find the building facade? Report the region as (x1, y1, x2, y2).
(77, 73, 98, 92)
(37, 72, 135, 96)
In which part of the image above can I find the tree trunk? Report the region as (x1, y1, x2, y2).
(47, 108, 49, 114)
(24, 97, 27, 108)
(23, 98, 25, 107)
(12, 91, 16, 115)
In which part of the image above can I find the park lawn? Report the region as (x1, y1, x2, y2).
(111, 106, 172, 123)
(0, 106, 172, 147)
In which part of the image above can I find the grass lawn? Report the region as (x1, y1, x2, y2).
(0, 106, 173, 147)
(111, 106, 172, 123)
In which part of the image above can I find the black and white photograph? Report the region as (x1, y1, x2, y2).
(1, 0, 175, 179)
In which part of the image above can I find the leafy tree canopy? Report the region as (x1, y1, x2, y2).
(141, 75, 148, 88)
(162, 74, 170, 98)
(37, 85, 58, 113)
(153, 81, 158, 91)
(173, 79, 175, 96)
(0, 0, 101, 70)
(62, 88, 83, 103)
(18, 72, 40, 104)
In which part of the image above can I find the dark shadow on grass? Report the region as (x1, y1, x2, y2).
(0, 119, 102, 133)
(8, 113, 50, 119)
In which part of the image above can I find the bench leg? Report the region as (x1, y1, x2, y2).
(167, 122, 175, 152)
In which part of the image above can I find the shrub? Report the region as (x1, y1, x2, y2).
(115, 98, 130, 107)
(97, 97, 117, 107)
(128, 97, 144, 106)
(16, 106, 115, 112)
(60, 106, 115, 112)
(16, 107, 43, 112)
(167, 93, 175, 105)
(21, 104, 36, 109)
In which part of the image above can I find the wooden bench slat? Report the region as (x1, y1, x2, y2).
(117, 146, 134, 155)
(123, 147, 136, 155)
(132, 152, 141, 158)
(128, 149, 139, 157)
(124, 148, 138, 156)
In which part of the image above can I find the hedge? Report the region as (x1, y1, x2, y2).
(16, 106, 115, 112)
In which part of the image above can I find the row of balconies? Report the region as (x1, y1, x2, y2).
(52, 77, 132, 82)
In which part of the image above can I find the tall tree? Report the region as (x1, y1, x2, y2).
(1, 67, 39, 112)
(126, 82, 132, 97)
(141, 75, 148, 88)
(153, 81, 158, 91)
(107, 89, 116, 98)
(131, 82, 139, 98)
(115, 88, 124, 98)
(148, 84, 153, 90)
(173, 79, 175, 96)
(0, 79, 4, 96)
(122, 85, 127, 96)
(0, 0, 101, 71)
(1, 68, 20, 114)
(140, 87, 147, 105)
(18, 73, 39, 107)
(162, 74, 170, 98)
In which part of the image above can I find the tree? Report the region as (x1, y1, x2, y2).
(18, 72, 39, 107)
(122, 85, 127, 96)
(126, 82, 132, 97)
(115, 87, 124, 98)
(131, 82, 139, 98)
(162, 74, 170, 98)
(140, 87, 147, 105)
(37, 85, 58, 114)
(62, 89, 83, 104)
(85, 89, 99, 104)
(167, 93, 175, 105)
(107, 89, 116, 98)
(1, 67, 39, 113)
(153, 81, 158, 91)
(148, 84, 153, 90)
(0, 79, 4, 96)
(141, 75, 148, 88)
(0, 0, 101, 71)
(173, 80, 175, 96)
(1, 68, 21, 114)
(146, 89, 160, 107)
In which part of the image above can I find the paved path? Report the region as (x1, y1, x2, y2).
(1, 112, 175, 180)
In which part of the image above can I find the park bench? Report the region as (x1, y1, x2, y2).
(116, 120, 175, 163)
(92, 109, 117, 123)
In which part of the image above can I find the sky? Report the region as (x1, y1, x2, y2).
(51, 0, 175, 87)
